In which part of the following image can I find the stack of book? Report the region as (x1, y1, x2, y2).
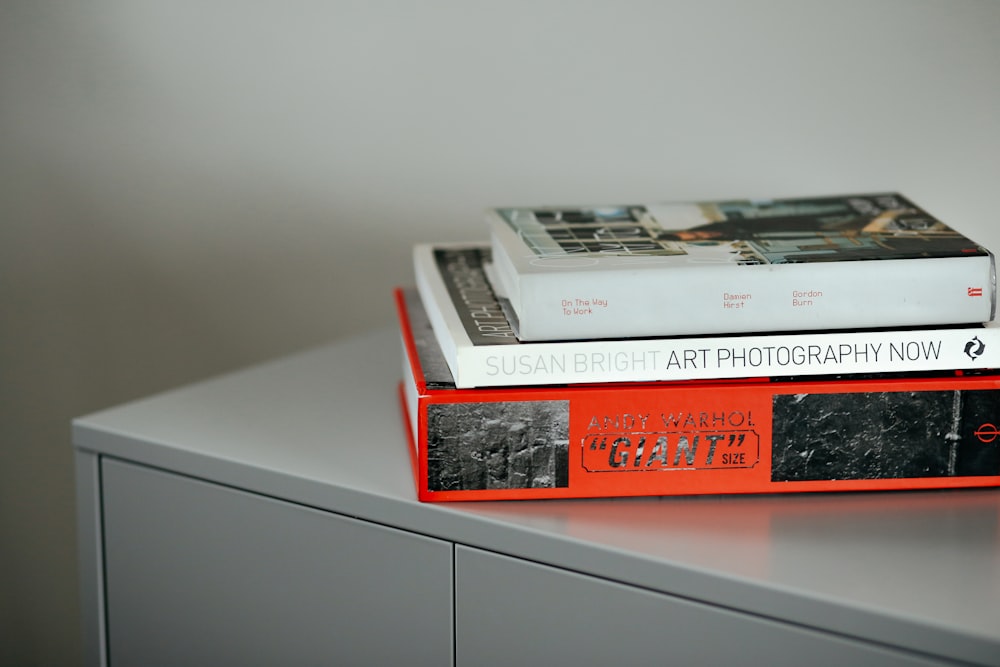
(397, 193, 1000, 501)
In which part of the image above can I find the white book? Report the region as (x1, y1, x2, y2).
(487, 193, 996, 341)
(413, 244, 1000, 388)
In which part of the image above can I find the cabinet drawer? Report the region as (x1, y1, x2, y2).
(101, 458, 453, 667)
(455, 546, 951, 667)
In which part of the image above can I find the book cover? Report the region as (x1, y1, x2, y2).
(415, 244, 1000, 388)
(396, 287, 1000, 502)
(487, 193, 996, 341)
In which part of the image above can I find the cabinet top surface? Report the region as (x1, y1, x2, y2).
(74, 326, 1000, 658)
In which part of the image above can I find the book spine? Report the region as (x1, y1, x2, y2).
(515, 255, 996, 340)
(407, 371, 1000, 502)
(413, 246, 1000, 388)
(413, 246, 463, 371)
(489, 216, 996, 341)
(455, 327, 1000, 387)
(410, 248, 1000, 387)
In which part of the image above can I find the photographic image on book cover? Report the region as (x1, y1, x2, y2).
(502, 193, 987, 265)
(426, 401, 569, 493)
(425, 390, 1000, 492)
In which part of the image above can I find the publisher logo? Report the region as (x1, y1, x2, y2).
(968, 287, 984, 297)
(964, 335, 986, 361)
(974, 423, 1000, 443)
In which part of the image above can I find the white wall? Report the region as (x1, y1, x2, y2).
(2, 1, 999, 664)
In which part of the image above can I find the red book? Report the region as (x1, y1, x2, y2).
(397, 288, 1000, 502)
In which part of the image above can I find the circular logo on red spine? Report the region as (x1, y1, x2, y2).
(974, 423, 1000, 443)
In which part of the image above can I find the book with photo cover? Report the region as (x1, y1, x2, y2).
(396, 287, 1000, 502)
(487, 193, 996, 341)
(415, 243, 1000, 388)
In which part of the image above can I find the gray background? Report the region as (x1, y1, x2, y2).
(2, 2, 999, 665)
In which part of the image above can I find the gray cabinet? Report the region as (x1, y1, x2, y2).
(99, 459, 452, 667)
(74, 328, 1000, 666)
(454, 546, 947, 667)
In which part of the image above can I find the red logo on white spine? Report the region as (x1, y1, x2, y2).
(968, 287, 984, 297)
